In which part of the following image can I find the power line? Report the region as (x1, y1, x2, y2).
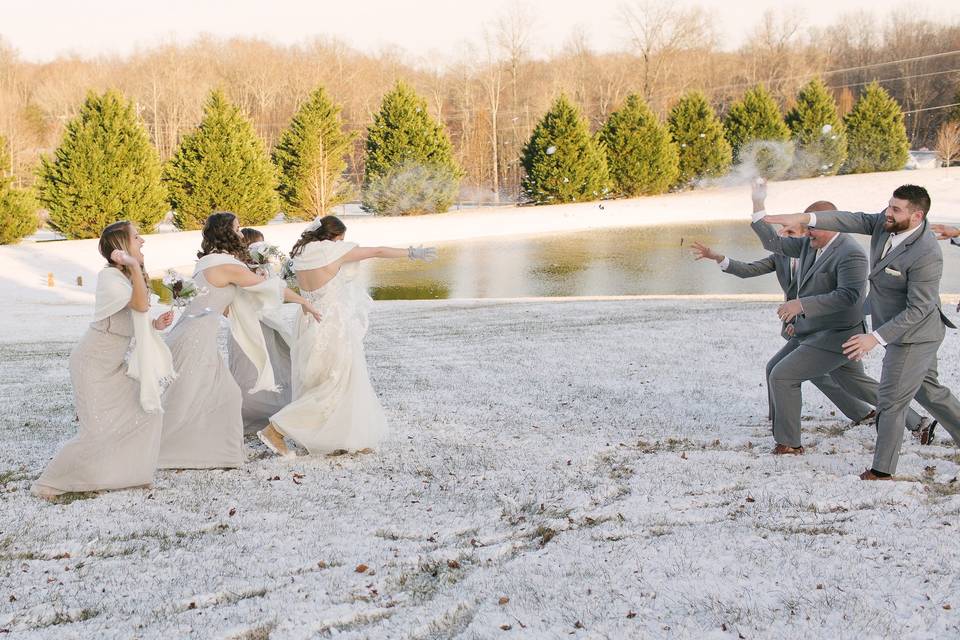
(827, 67, 960, 91)
(904, 102, 960, 115)
(654, 50, 960, 99)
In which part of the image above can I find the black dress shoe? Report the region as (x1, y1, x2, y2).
(853, 409, 876, 426)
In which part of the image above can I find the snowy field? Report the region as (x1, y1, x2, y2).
(2, 298, 960, 639)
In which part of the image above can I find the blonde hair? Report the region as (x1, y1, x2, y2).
(99, 221, 149, 288)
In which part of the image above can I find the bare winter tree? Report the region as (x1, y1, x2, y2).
(495, 1, 536, 199)
(619, 0, 716, 110)
(937, 120, 960, 166)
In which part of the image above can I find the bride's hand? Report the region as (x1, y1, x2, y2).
(301, 302, 322, 322)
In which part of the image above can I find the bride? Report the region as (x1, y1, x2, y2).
(258, 215, 436, 457)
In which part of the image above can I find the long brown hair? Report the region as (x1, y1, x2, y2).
(197, 212, 249, 263)
(99, 221, 150, 288)
(290, 216, 347, 257)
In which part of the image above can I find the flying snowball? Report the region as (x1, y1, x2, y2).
(546, 146, 557, 155)
(821, 124, 833, 135)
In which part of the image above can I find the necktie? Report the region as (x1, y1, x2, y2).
(881, 235, 894, 259)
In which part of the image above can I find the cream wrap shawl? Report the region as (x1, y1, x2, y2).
(93, 267, 176, 414)
(194, 254, 285, 393)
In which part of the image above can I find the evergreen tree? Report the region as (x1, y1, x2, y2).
(273, 86, 356, 220)
(362, 82, 463, 215)
(520, 94, 609, 204)
(785, 77, 848, 177)
(165, 90, 279, 229)
(667, 92, 732, 187)
(599, 94, 679, 196)
(36, 90, 166, 239)
(0, 136, 38, 245)
(843, 82, 910, 174)
(724, 84, 793, 178)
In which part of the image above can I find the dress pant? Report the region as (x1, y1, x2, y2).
(872, 340, 960, 474)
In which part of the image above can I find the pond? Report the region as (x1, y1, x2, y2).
(151, 221, 960, 301)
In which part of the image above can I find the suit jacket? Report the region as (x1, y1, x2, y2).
(753, 219, 868, 353)
(812, 211, 955, 345)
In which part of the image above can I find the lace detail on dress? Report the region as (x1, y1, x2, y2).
(271, 261, 386, 453)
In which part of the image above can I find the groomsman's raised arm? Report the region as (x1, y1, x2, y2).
(763, 210, 883, 236)
(749, 179, 805, 258)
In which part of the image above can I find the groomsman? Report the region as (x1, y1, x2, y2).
(764, 185, 960, 479)
(691, 239, 876, 425)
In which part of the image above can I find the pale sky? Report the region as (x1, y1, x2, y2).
(1, 0, 957, 64)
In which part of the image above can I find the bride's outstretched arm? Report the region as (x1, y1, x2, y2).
(342, 246, 437, 263)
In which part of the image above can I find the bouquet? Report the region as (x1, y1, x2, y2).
(161, 269, 207, 308)
(248, 242, 287, 276)
(280, 258, 298, 291)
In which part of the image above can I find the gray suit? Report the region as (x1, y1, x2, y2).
(753, 220, 920, 448)
(812, 211, 960, 473)
(724, 252, 872, 422)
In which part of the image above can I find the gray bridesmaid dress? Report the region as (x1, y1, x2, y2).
(32, 308, 162, 496)
(158, 272, 244, 469)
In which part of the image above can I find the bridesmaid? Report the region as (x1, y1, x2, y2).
(32, 221, 175, 498)
(228, 227, 293, 435)
(158, 212, 320, 469)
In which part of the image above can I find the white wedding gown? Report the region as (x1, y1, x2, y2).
(270, 241, 387, 453)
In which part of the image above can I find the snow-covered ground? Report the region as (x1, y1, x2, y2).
(2, 298, 960, 639)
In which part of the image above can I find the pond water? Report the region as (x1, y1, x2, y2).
(361, 221, 960, 299)
(150, 221, 960, 301)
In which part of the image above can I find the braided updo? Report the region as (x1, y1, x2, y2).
(290, 216, 347, 257)
(197, 212, 249, 263)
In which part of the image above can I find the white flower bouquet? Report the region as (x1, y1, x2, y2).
(248, 242, 287, 271)
(161, 269, 207, 308)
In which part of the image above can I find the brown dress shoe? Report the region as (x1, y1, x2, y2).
(771, 444, 804, 455)
(913, 418, 937, 446)
(859, 469, 894, 481)
(852, 409, 876, 426)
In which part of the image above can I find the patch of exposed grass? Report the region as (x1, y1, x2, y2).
(0, 467, 29, 486)
(48, 491, 99, 505)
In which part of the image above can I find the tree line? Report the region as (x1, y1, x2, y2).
(1, 5, 960, 241)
